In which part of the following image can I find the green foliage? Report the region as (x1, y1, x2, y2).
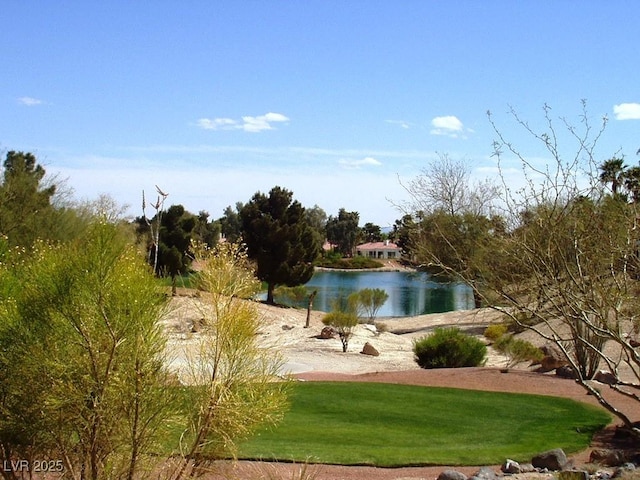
(354, 288, 389, 323)
(0, 221, 172, 479)
(0, 151, 58, 248)
(322, 295, 359, 352)
(494, 335, 544, 368)
(316, 256, 384, 269)
(172, 242, 290, 478)
(241, 186, 320, 304)
(483, 324, 509, 342)
(413, 327, 487, 369)
(274, 285, 310, 307)
(325, 208, 361, 256)
(239, 382, 610, 467)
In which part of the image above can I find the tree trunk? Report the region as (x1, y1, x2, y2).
(305, 290, 317, 328)
(266, 283, 275, 305)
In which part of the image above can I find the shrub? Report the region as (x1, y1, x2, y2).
(413, 327, 487, 369)
(494, 335, 544, 368)
(484, 324, 509, 342)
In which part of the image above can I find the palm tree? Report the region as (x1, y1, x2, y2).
(599, 157, 627, 195)
(624, 166, 640, 203)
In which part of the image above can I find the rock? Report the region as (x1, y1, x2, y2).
(362, 323, 377, 334)
(556, 365, 578, 379)
(191, 317, 205, 333)
(501, 459, 522, 474)
(470, 467, 498, 480)
(532, 448, 569, 471)
(614, 463, 636, 478)
(537, 344, 568, 372)
(558, 471, 589, 480)
(519, 463, 536, 473)
(281, 324, 295, 331)
(594, 370, 618, 385)
(320, 326, 336, 339)
(361, 342, 380, 356)
(437, 470, 468, 480)
(590, 448, 628, 467)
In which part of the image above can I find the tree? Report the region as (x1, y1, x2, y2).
(623, 166, 640, 203)
(0, 220, 173, 480)
(192, 210, 221, 248)
(218, 202, 244, 243)
(158, 205, 196, 293)
(399, 154, 502, 307)
(325, 208, 361, 256)
(362, 222, 383, 243)
(169, 242, 289, 479)
(402, 153, 499, 217)
(240, 187, 320, 304)
(354, 288, 389, 324)
(430, 102, 640, 433)
(0, 151, 58, 247)
(322, 294, 360, 352)
(137, 203, 196, 292)
(599, 156, 627, 196)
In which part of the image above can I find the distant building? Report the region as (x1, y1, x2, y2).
(355, 240, 402, 260)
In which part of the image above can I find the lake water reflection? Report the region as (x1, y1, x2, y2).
(300, 270, 474, 317)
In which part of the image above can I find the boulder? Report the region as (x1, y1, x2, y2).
(437, 470, 468, 480)
(558, 471, 589, 480)
(556, 365, 578, 379)
(361, 342, 380, 356)
(469, 467, 498, 480)
(537, 344, 568, 372)
(532, 448, 569, 471)
(501, 459, 522, 474)
(320, 326, 336, 339)
(594, 370, 618, 385)
(589, 448, 628, 467)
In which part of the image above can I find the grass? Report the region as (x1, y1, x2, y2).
(238, 382, 611, 467)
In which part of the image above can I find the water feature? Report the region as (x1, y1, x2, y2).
(286, 270, 474, 317)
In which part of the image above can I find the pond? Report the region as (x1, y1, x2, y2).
(281, 270, 474, 317)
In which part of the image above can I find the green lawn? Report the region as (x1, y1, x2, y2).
(238, 382, 610, 467)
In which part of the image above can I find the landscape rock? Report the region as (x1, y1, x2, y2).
(537, 344, 568, 372)
(469, 466, 498, 480)
(556, 365, 578, 379)
(437, 470, 468, 480)
(501, 459, 522, 474)
(594, 370, 618, 385)
(590, 448, 628, 467)
(320, 326, 336, 339)
(558, 470, 589, 480)
(360, 342, 380, 356)
(532, 448, 569, 471)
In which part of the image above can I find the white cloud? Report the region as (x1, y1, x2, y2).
(196, 117, 237, 130)
(430, 115, 465, 137)
(339, 156, 383, 169)
(386, 119, 412, 129)
(18, 96, 43, 106)
(196, 112, 289, 132)
(613, 103, 640, 120)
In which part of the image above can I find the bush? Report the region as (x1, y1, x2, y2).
(494, 335, 544, 368)
(484, 324, 509, 342)
(413, 327, 487, 369)
(316, 256, 384, 269)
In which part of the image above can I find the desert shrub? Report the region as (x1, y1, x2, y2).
(413, 327, 487, 369)
(375, 321, 389, 333)
(484, 324, 509, 342)
(494, 335, 544, 368)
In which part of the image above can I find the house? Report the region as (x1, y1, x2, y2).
(355, 240, 402, 260)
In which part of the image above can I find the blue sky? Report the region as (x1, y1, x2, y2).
(2, 1, 639, 227)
